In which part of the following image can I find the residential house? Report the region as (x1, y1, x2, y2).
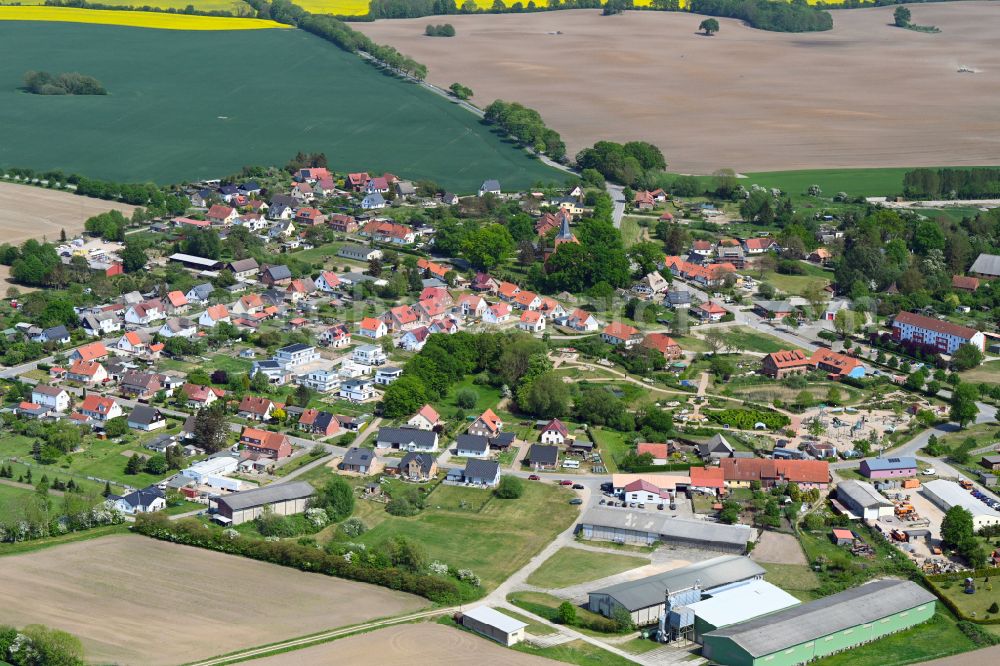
(358, 317, 388, 339)
(891, 311, 985, 354)
(540, 418, 569, 445)
(695, 301, 727, 322)
(228, 258, 260, 281)
(471, 273, 499, 294)
(622, 479, 671, 504)
(109, 486, 166, 515)
(238, 395, 276, 421)
(518, 310, 545, 333)
(753, 300, 794, 320)
(565, 309, 600, 332)
(80, 311, 120, 337)
(455, 435, 490, 459)
(301, 368, 340, 393)
(240, 427, 292, 459)
(340, 378, 375, 402)
(720, 458, 830, 490)
(185, 283, 214, 305)
(602, 323, 642, 348)
(315, 323, 350, 349)
(261, 264, 293, 287)
(125, 299, 166, 326)
(634, 272, 670, 297)
(207, 204, 238, 226)
(761, 350, 812, 379)
(479, 179, 501, 197)
(386, 304, 420, 331)
(199, 304, 231, 328)
(32, 325, 70, 345)
(742, 237, 776, 255)
(119, 371, 162, 400)
(526, 444, 559, 470)
(469, 409, 503, 438)
(640, 334, 682, 362)
(315, 271, 341, 293)
(633, 190, 655, 210)
(127, 405, 167, 431)
(416, 297, 449, 321)
(407, 404, 440, 431)
(295, 207, 325, 226)
(397, 452, 437, 481)
(458, 294, 488, 319)
(328, 214, 358, 233)
(115, 331, 149, 356)
(375, 366, 403, 385)
(164, 290, 190, 314)
(297, 409, 341, 437)
(514, 290, 542, 311)
(78, 395, 123, 422)
(859, 456, 918, 479)
(181, 383, 223, 409)
(637, 442, 671, 465)
(462, 460, 501, 487)
(497, 281, 521, 302)
(70, 341, 108, 364)
(665, 288, 692, 309)
(808, 248, 832, 265)
(31, 385, 70, 413)
(336, 447, 373, 475)
(67, 359, 107, 384)
(483, 302, 511, 325)
(400, 326, 431, 352)
(810, 348, 866, 379)
(158, 317, 197, 339)
(376, 427, 439, 452)
(353, 344, 387, 366)
(285, 277, 316, 303)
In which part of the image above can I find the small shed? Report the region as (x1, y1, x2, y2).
(831, 528, 855, 546)
(460, 606, 526, 646)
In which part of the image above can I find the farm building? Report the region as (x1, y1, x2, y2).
(577, 506, 753, 553)
(860, 456, 917, 479)
(213, 481, 315, 526)
(720, 458, 829, 490)
(922, 479, 1000, 529)
(588, 556, 764, 627)
(168, 253, 223, 271)
(834, 480, 894, 520)
(687, 579, 800, 643)
(701, 579, 936, 666)
(460, 606, 526, 646)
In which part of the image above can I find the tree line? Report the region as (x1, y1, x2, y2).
(425, 23, 456, 36)
(575, 140, 666, 187)
(23, 71, 106, 96)
(688, 0, 833, 32)
(43, 0, 255, 17)
(903, 167, 1000, 199)
(483, 100, 566, 160)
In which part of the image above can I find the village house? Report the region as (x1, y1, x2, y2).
(357, 317, 388, 339)
(640, 333, 682, 362)
(261, 264, 293, 287)
(518, 310, 546, 333)
(397, 452, 437, 481)
(328, 213, 358, 233)
(78, 395, 123, 423)
(185, 283, 214, 305)
(207, 204, 239, 226)
(634, 272, 670, 297)
(67, 359, 107, 384)
(238, 395, 277, 421)
(296, 409, 340, 437)
(811, 348, 866, 379)
(526, 444, 559, 471)
(469, 409, 503, 438)
(315, 270, 341, 293)
(483, 302, 511, 325)
(602, 322, 642, 348)
(375, 366, 403, 385)
(455, 434, 491, 459)
(377, 427, 439, 452)
(109, 486, 166, 515)
(400, 326, 431, 352)
(231, 293, 265, 316)
(124, 299, 165, 326)
(497, 281, 521, 302)
(513, 290, 543, 311)
(761, 349, 812, 379)
(407, 404, 441, 431)
(31, 385, 71, 413)
(126, 405, 167, 432)
(720, 458, 829, 490)
(540, 418, 569, 445)
(240, 427, 292, 460)
(181, 383, 223, 409)
(695, 301, 727, 322)
(637, 443, 671, 466)
(199, 304, 231, 328)
(340, 378, 375, 402)
(119, 370, 162, 400)
(458, 294, 488, 319)
(70, 341, 108, 364)
(164, 290, 190, 314)
(115, 331, 149, 356)
(320, 323, 351, 348)
(742, 237, 776, 255)
(565, 308, 600, 332)
(340, 447, 374, 474)
(338, 244, 382, 262)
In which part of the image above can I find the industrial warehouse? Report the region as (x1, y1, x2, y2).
(577, 506, 754, 553)
(834, 480, 895, 520)
(922, 479, 1000, 529)
(212, 481, 315, 526)
(587, 556, 765, 626)
(701, 579, 936, 666)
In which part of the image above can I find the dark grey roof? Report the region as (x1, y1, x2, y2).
(704, 579, 936, 657)
(580, 507, 753, 549)
(188, 283, 213, 299)
(970, 253, 1000, 277)
(464, 459, 499, 481)
(342, 447, 373, 467)
(270, 194, 296, 208)
(41, 325, 69, 340)
(456, 434, 489, 454)
(590, 555, 764, 611)
(376, 427, 437, 448)
(229, 258, 259, 272)
(528, 444, 559, 465)
(490, 432, 516, 447)
(216, 481, 314, 512)
(264, 265, 292, 281)
(128, 405, 164, 426)
(399, 451, 435, 474)
(120, 486, 165, 509)
(481, 179, 501, 191)
(278, 343, 312, 354)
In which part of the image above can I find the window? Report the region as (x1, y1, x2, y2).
(900, 612, 909, 618)
(843, 629, 853, 635)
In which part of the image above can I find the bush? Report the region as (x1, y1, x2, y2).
(455, 387, 478, 409)
(341, 517, 367, 537)
(494, 475, 524, 499)
(386, 497, 420, 516)
(557, 601, 577, 624)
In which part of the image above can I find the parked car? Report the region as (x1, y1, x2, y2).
(528, 474, 540, 481)
(569, 498, 583, 505)
(559, 480, 573, 486)
(572, 483, 584, 490)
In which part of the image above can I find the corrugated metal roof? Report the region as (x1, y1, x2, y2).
(924, 479, 1000, 519)
(971, 253, 1000, 277)
(686, 579, 799, 629)
(589, 555, 763, 611)
(462, 606, 525, 634)
(580, 507, 753, 547)
(705, 579, 936, 657)
(217, 481, 314, 512)
(837, 480, 893, 510)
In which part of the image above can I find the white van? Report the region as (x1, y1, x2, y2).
(562, 460, 580, 469)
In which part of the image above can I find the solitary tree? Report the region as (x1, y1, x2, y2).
(950, 383, 979, 428)
(699, 18, 720, 35)
(894, 6, 911, 27)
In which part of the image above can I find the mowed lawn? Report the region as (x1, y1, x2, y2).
(525, 547, 648, 589)
(719, 326, 789, 354)
(0, 22, 563, 192)
(354, 481, 578, 591)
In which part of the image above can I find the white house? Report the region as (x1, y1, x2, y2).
(361, 193, 386, 210)
(340, 378, 375, 402)
(540, 418, 569, 445)
(199, 304, 231, 328)
(483, 303, 511, 325)
(115, 331, 148, 356)
(479, 179, 501, 197)
(31, 385, 70, 413)
(891, 311, 985, 354)
(124, 300, 165, 326)
(407, 404, 440, 431)
(518, 311, 545, 333)
(273, 343, 320, 371)
(621, 479, 669, 505)
(565, 309, 600, 332)
(109, 487, 166, 515)
(400, 326, 431, 352)
(353, 344, 387, 366)
(455, 434, 490, 459)
(375, 366, 403, 385)
(158, 317, 197, 339)
(358, 317, 388, 339)
(315, 271, 341, 293)
(300, 369, 339, 393)
(320, 324, 351, 348)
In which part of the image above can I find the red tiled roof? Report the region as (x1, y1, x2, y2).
(689, 466, 725, 488)
(75, 341, 107, 362)
(542, 418, 569, 437)
(239, 395, 274, 415)
(952, 275, 980, 291)
(720, 458, 829, 484)
(637, 442, 669, 459)
(765, 349, 811, 369)
(641, 333, 680, 355)
(80, 395, 116, 414)
(892, 311, 979, 341)
(416, 404, 439, 424)
(603, 322, 640, 340)
(810, 348, 862, 376)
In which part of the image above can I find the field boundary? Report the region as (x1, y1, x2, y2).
(0, 6, 288, 29)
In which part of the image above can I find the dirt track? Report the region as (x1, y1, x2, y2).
(241, 623, 557, 665)
(0, 535, 425, 665)
(359, 3, 1000, 173)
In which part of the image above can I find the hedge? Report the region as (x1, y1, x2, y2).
(132, 513, 475, 603)
(926, 566, 1000, 625)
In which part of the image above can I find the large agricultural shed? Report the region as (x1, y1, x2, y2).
(701, 579, 936, 666)
(835, 480, 894, 521)
(922, 479, 1000, 529)
(588, 556, 764, 626)
(687, 579, 800, 643)
(213, 481, 314, 526)
(577, 506, 754, 552)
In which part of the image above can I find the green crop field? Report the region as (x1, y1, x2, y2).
(744, 168, 914, 199)
(0, 22, 563, 192)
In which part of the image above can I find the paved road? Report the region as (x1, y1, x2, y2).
(607, 183, 626, 228)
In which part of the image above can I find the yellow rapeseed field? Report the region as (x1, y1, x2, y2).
(0, 6, 289, 29)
